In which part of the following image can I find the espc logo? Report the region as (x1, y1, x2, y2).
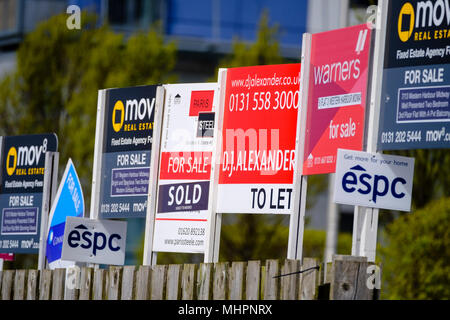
(112, 97, 155, 132)
(67, 224, 122, 256)
(398, 0, 450, 42)
(341, 164, 407, 203)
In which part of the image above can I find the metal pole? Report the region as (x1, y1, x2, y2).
(287, 32, 311, 260)
(351, 0, 388, 262)
(90, 89, 106, 220)
(324, 0, 348, 263)
(325, 174, 339, 262)
(143, 86, 165, 266)
(204, 69, 227, 263)
(37, 151, 59, 271)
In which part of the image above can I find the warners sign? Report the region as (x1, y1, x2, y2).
(398, 1, 450, 42)
(111, 97, 155, 132)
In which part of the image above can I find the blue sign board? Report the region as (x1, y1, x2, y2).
(46, 159, 84, 266)
(0, 134, 58, 253)
(98, 85, 158, 218)
(378, 0, 450, 150)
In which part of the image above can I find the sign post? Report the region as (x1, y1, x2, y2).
(299, 23, 374, 262)
(142, 86, 165, 266)
(209, 64, 302, 261)
(148, 83, 220, 261)
(37, 151, 59, 270)
(0, 134, 58, 255)
(45, 159, 85, 269)
(90, 85, 160, 220)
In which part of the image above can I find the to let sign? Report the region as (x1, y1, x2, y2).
(217, 64, 301, 214)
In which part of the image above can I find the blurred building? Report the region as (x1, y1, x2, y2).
(0, 0, 372, 263)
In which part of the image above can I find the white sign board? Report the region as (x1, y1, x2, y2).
(153, 83, 219, 253)
(334, 149, 415, 212)
(61, 216, 127, 265)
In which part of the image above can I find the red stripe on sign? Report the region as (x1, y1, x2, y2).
(155, 218, 208, 222)
(159, 151, 212, 180)
(189, 90, 215, 116)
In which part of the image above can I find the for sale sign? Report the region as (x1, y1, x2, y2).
(0, 134, 58, 253)
(303, 24, 372, 175)
(96, 85, 158, 218)
(378, 0, 450, 150)
(217, 64, 301, 214)
(153, 83, 219, 253)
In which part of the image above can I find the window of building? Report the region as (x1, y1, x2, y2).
(107, 0, 161, 30)
(0, 0, 19, 35)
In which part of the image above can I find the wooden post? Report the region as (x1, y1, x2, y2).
(13, 270, 26, 300)
(92, 268, 107, 300)
(212, 262, 229, 300)
(181, 264, 197, 300)
(280, 259, 300, 300)
(51, 269, 66, 300)
(166, 264, 182, 300)
(229, 262, 245, 300)
(150, 265, 167, 300)
(26, 270, 39, 300)
(196, 263, 213, 300)
(135, 265, 152, 300)
(1, 270, 14, 300)
(329, 255, 371, 300)
(298, 257, 320, 300)
(120, 266, 136, 300)
(79, 267, 93, 300)
(245, 260, 261, 300)
(263, 260, 280, 300)
(39, 270, 52, 300)
(107, 266, 122, 300)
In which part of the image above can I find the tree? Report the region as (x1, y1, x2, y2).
(0, 13, 176, 269)
(0, 12, 176, 205)
(213, 11, 327, 263)
(379, 197, 450, 299)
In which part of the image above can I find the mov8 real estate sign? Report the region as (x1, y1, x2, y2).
(303, 24, 372, 175)
(378, 0, 450, 150)
(0, 134, 58, 253)
(97, 85, 158, 219)
(153, 83, 219, 253)
(217, 64, 301, 214)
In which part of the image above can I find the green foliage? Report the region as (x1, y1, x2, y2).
(0, 12, 176, 203)
(217, 10, 284, 69)
(209, 11, 326, 263)
(387, 149, 450, 209)
(379, 197, 450, 299)
(219, 214, 351, 262)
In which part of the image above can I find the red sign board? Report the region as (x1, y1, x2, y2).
(0, 253, 14, 261)
(303, 24, 372, 175)
(217, 64, 301, 214)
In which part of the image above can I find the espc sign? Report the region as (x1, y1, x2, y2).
(333, 149, 415, 212)
(61, 217, 127, 265)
